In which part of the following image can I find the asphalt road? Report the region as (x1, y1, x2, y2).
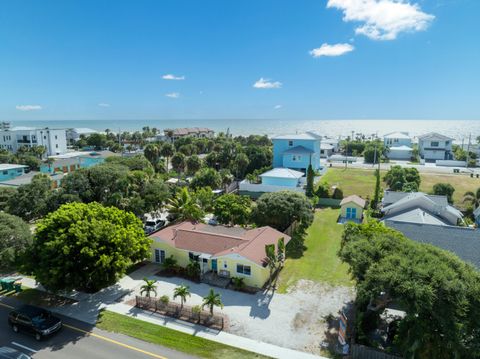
(0, 301, 196, 359)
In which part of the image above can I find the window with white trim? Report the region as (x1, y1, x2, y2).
(236, 264, 251, 275)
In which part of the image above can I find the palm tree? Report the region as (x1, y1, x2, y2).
(202, 288, 223, 316)
(140, 278, 157, 298)
(219, 169, 234, 193)
(167, 187, 204, 222)
(463, 188, 480, 208)
(144, 143, 159, 167)
(276, 237, 285, 267)
(264, 244, 277, 287)
(160, 143, 174, 171)
(162, 255, 177, 272)
(173, 285, 191, 309)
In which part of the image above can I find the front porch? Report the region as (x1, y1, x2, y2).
(201, 271, 231, 288)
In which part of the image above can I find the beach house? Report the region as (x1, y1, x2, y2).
(40, 151, 115, 174)
(383, 132, 413, 160)
(272, 132, 322, 172)
(150, 221, 290, 288)
(418, 132, 454, 162)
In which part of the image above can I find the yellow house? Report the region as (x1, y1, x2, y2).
(340, 195, 366, 222)
(150, 222, 290, 288)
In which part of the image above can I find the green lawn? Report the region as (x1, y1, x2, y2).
(277, 209, 353, 293)
(419, 173, 480, 208)
(321, 168, 379, 199)
(96, 311, 269, 359)
(321, 168, 480, 209)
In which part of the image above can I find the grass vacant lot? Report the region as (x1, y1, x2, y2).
(321, 168, 379, 199)
(96, 311, 269, 359)
(278, 209, 353, 293)
(321, 168, 480, 208)
(419, 173, 480, 207)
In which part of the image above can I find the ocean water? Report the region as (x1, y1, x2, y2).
(7, 119, 480, 141)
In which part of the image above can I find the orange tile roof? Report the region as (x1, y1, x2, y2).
(151, 222, 290, 267)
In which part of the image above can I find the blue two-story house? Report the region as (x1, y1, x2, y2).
(272, 132, 322, 172)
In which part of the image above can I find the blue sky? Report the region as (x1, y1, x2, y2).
(0, 0, 479, 121)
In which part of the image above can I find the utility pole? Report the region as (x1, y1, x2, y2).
(345, 136, 349, 170)
(466, 133, 472, 169)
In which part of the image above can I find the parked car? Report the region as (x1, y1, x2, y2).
(8, 305, 62, 341)
(144, 218, 165, 234)
(0, 347, 31, 359)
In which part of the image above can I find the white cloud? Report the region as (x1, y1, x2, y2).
(16, 105, 42, 111)
(162, 74, 185, 80)
(253, 78, 282, 89)
(327, 0, 435, 40)
(274, 105, 283, 109)
(165, 92, 180, 98)
(98, 103, 110, 107)
(310, 43, 355, 57)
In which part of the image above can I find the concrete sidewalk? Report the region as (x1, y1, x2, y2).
(18, 264, 160, 324)
(107, 302, 326, 359)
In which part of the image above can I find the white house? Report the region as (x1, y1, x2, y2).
(239, 167, 306, 195)
(164, 128, 215, 141)
(0, 127, 67, 157)
(418, 132, 454, 162)
(320, 143, 334, 158)
(383, 132, 413, 160)
(66, 128, 98, 143)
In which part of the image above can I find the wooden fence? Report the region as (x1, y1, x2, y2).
(351, 344, 402, 359)
(135, 296, 224, 329)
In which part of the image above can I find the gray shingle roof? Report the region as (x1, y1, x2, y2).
(385, 220, 480, 269)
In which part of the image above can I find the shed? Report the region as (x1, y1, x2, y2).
(340, 195, 366, 221)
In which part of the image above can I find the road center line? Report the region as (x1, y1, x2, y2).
(11, 342, 38, 353)
(63, 324, 168, 359)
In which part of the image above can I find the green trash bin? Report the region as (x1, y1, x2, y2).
(4, 279, 15, 292)
(14, 281, 22, 293)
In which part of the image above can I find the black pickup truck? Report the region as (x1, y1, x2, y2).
(8, 305, 62, 341)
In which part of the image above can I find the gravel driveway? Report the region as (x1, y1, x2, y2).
(124, 275, 355, 355)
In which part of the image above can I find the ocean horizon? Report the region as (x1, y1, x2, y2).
(5, 119, 480, 141)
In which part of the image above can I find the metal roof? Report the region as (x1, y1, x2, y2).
(259, 168, 305, 179)
(0, 164, 28, 170)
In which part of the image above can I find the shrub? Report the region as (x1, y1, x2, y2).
(332, 187, 344, 200)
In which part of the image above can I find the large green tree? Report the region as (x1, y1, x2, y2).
(213, 194, 252, 226)
(190, 167, 222, 190)
(340, 222, 480, 358)
(252, 191, 313, 232)
(27, 202, 150, 292)
(432, 182, 455, 204)
(0, 213, 32, 271)
(7, 174, 52, 221)
(384, 165, 421, 192)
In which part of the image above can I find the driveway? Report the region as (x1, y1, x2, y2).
(123, 273, 354, 355)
